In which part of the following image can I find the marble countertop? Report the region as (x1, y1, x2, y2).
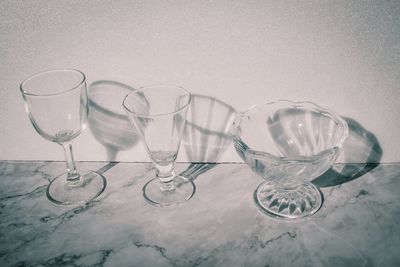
(1, 161, 399, 267)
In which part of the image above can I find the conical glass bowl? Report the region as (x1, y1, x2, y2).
(231, 100, 348, 219)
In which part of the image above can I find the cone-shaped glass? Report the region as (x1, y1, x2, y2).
(123, 85, 195, 206)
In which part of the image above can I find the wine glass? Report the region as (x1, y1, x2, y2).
(123, 85, 195, 206)
(20, 69, 107, 205)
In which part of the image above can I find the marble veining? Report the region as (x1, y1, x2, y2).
(0, 161, 400, 267)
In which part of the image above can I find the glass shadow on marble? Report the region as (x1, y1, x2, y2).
(180, 94, 236, 182)
(20, 69, 106, 206)
(88, 80, 146, 161)
(232, 100, 348, 219)
(312, 117, 382, 188)
(123, 85, 194, 206)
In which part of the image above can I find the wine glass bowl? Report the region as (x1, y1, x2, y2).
(231, 100, 348, 219)
(20, 70, 87, 143)
(20, 69, 106, 205)
(123, 85, 194, 206)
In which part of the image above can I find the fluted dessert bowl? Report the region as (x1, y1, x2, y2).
(231, 100, 348, 219)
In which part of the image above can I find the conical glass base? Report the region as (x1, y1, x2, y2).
(143, 176, 195, 207)
(254, 181, 322, 219)
(46, 169, 107, 205)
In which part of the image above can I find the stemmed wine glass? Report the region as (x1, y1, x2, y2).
(20, 69, 107, 205)
(123, 85, 195, 206)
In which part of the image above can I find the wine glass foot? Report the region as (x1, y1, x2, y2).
(254, 181, 323, 220)
(143, 176, 195, 207)
(46, 169, 107, 206)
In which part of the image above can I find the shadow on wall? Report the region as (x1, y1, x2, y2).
(88, 80, 142, 161)
(180, 94, 236, 181)
(312, 117, 382, 188)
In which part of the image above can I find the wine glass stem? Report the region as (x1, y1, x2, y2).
(156, 167, 176, 191)
(61, 142, 80, 182)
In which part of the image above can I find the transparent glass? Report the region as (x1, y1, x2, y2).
(123, 85, 195, 206)
(20, 69, 106, 205)
(231, 100, 348, 219)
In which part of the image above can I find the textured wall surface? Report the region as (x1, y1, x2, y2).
(1, 0, 399, 163)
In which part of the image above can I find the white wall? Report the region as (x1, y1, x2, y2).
(1, 0, 399, 163)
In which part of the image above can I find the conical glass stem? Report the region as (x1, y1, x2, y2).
(155, 163, 176, 191)
(61, 142, 80, 182)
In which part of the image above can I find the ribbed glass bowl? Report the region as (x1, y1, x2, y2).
(231, 100, 348, 219)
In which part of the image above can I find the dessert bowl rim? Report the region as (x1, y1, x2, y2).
(231, 100, 349, 163)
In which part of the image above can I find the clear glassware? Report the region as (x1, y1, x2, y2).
(20, 69, 107, 205)
(123, 85, 195, 206)
(231, 100, 348, 219)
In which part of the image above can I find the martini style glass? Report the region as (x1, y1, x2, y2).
(20, 69, 106, 205)
(123, 85, 195, 206)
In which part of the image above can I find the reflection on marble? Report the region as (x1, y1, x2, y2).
(1, 161, 400, 267)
